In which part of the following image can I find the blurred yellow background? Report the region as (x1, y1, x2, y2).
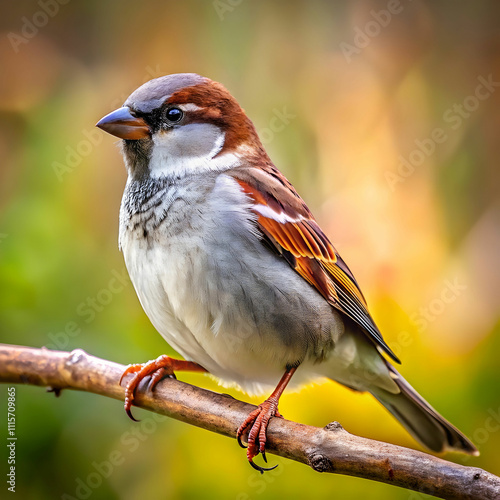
(0, 1, 499, 499)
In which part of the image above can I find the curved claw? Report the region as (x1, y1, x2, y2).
(237, 433, 248, 449)
(125, 406, 140, 422)
(236, 398, 283, 473)
(249, 458, 278, 474)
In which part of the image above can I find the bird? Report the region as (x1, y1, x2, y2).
(96, 73, 478, 471)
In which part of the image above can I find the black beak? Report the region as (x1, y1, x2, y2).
(96, 106, 150, 140)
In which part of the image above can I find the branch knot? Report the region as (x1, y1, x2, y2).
(324, 421, 343, 432)
(308, 453, 333, 473)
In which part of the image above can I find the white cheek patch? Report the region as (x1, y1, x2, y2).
(149, 123, 228, 178)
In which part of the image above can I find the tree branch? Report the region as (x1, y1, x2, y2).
(0, 344, 498, 499)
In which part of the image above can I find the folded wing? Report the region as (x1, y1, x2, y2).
(230, 165, 400, 364)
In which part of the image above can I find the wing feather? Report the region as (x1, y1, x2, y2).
(231, 168, 400, 363)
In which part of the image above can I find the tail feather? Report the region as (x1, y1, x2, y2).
(370, 364, 479, 456)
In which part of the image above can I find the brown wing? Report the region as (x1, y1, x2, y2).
(230, 165, 400, 363)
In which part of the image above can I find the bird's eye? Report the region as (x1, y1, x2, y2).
(165, 107, 183, 123)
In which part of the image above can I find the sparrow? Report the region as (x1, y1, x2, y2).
(96, 73, 478, 471)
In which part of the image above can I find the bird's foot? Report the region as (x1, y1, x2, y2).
(237, 399, 283, 473)
(119, 355, 206, 421)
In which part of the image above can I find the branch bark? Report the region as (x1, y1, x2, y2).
(0, 344, 498, 499)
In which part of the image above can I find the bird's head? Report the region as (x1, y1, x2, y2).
(96, 73, 266, 180)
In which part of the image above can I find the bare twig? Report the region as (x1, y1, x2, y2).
(0, 344, 498, 499)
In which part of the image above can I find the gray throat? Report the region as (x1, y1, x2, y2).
(119, 173, 217, 248)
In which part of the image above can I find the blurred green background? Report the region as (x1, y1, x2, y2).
(1, 1, 499, 498)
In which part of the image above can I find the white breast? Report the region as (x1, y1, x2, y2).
(119, 173, 344, 395)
